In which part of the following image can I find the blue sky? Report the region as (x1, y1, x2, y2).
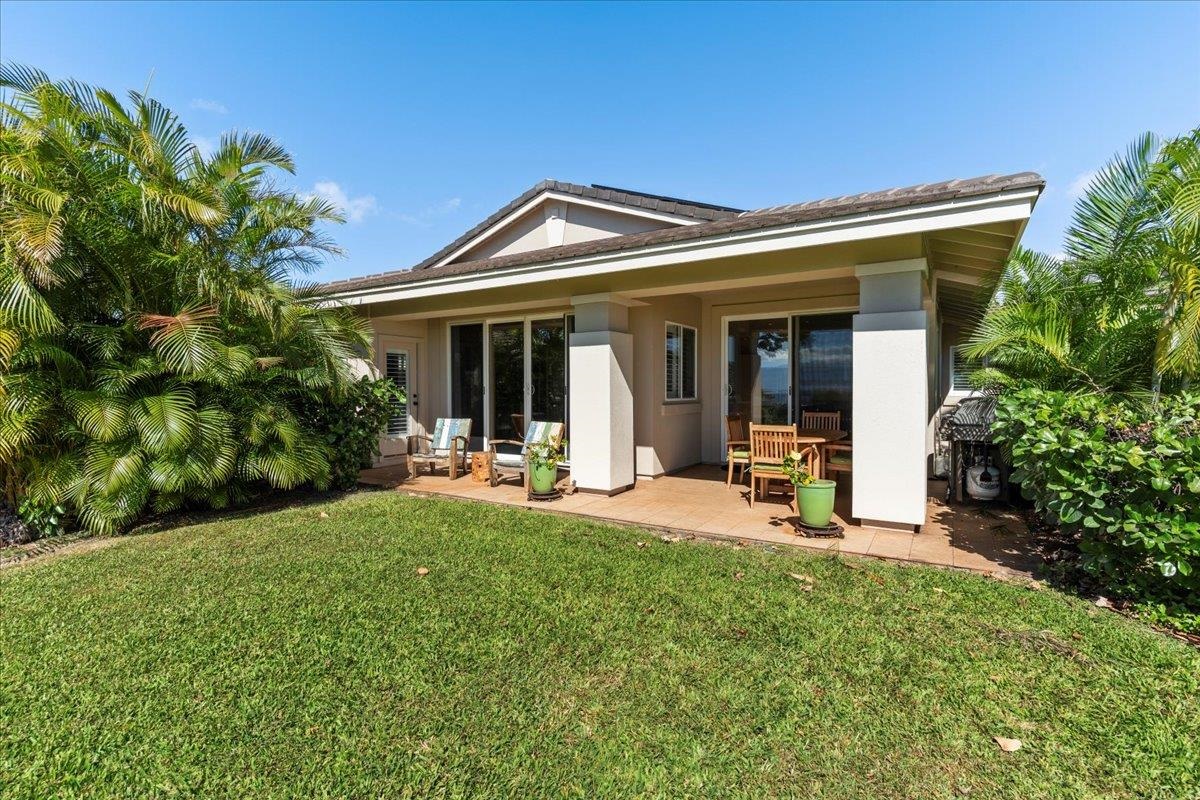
(3, 1, 1198, 282)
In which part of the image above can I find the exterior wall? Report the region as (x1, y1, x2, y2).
(698, 277, 860, 465)
(455, 200, 678, 264)
(562, 203, 673, 244)
(630, 294, 703, 477)
(459, 207, 548, 261)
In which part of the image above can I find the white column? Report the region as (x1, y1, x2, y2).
(853, 259, 929, 529)
(569, 295, 635, 494)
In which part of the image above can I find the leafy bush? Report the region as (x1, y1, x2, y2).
(17, 497, 67, 540)
(302, 377, 400, 491)
(0, 67, 370, 533)
(994, 389, 1200, 622)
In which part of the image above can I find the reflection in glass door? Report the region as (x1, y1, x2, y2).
(793, 314, 853, 434)
(530, 317, 566, 424)
(726, 318, 790, 424)
(489, 321, 525, 441)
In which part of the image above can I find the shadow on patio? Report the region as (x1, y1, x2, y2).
(360, 463, 1041, 578)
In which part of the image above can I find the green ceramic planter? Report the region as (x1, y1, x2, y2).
(530, 462, 557, 494)
(795, 479, 837, 527)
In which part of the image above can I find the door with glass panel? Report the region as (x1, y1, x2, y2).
(726, 317, 791, 425)
(451, 317, 569, 444)
(489, 321, 525, 441)
(792, 314, 853, 434)
(529, 317, 567, 425)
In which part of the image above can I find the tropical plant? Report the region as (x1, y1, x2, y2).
(993, 389, 1199, 627)
(300, 377, 399, 491)
(965, 129, 1200, 394)
(0, 65, 373, 534)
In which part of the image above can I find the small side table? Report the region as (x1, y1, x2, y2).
(470, 451, 492, 483)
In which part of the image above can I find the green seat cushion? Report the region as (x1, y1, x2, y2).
(828, 454, 853, 465)
(730, 449, 750, 459)
(752, 464, 785, 473)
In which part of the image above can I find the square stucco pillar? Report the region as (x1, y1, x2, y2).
(853, 259, 929, 529)
(569, 296, 635, 494)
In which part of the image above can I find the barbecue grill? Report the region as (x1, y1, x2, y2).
(940, 396, 1006, 503)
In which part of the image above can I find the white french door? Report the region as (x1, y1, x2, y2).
(380, 338, 418, 459)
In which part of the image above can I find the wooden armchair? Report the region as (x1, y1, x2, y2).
(749, 423, 806, 509)
(822, 441, 853, 479)
(489, 421, 565, 490)
(800, 410, 842, 431)
(408, 418, 472, 479)
(725, 413, 750, 488)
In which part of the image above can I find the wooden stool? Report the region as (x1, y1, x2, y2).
(470, 451, 492, 483)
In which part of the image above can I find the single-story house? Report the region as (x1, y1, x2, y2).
(322, 173, 1044, 530)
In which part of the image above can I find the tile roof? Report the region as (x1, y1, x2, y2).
(321, 172, 1044, 296)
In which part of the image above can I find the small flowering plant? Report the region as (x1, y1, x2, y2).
(782, 451, 817, 486)
(526, 439, 566, 470)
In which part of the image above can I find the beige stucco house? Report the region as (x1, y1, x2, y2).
(322, 174, 1043, 530)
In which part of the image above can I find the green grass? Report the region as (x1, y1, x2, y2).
(1, 492, 1197, 799)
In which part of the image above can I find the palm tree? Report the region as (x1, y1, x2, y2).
(0, 65, 372, 533)
(965, 129, 1200, 395)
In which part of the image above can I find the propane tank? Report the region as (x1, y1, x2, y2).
(966, 459, 1001, 501)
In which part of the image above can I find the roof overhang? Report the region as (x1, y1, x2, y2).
(331, 184, 1039, 309)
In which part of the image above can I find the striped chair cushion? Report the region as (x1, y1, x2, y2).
(520, 421, 564, 454)
(430, 418, 472, 455)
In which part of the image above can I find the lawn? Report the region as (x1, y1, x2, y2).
(1, 492, 1197, 799)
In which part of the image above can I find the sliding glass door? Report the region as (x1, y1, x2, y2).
(489, 321, 525, 441)
(725, 313, 853, 434)
(451, 316, 570, 445)
(726, 317, 791, 425)
(449, 323, 484, 445)
(530, 317, 567, 424)
(792, 314, 853, 433)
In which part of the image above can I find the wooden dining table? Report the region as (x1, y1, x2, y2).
(792, 428, 848, 479)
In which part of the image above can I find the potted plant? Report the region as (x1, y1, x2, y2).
(526, 439, 565, 494)
(783, 451, 837, 528)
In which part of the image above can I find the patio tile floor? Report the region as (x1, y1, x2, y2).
(359, 464, 1041, 578)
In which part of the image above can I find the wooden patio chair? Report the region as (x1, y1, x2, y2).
(725, 413, 750, 488)
(408, 418, 472, 480)
(800, 410, 842, 431)
(749, 423, 811, 509)
(489, 420, 565, 491)
(822, 441, 853, 479)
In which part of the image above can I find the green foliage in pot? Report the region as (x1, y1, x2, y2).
(782, 451, 817, 486)
(994, 388, 1200, 627)
(526, 439, 566, 471)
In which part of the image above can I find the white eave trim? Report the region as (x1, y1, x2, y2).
(426, 189, 704, 270)
(333, 187, 1039, 306)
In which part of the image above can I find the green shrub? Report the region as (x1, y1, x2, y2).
(17, 497, 67, 539)
(0, 68, 371, 534)
(302, 377, 400, 491)
(993, 389, 1200, 622)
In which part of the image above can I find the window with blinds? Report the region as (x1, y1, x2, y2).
(385, 350, 409, 436)
(951, 347, 981, 392)
(665, 322, 697, 401)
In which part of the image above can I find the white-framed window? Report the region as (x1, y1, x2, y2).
(665, 322, 697, 401)
(950, 347, 981, 393)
